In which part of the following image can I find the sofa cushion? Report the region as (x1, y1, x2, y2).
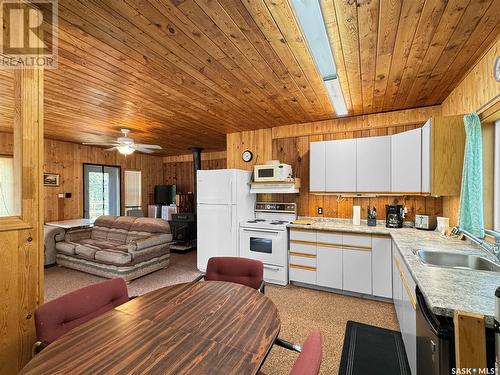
(132, 244, 169, 263)
(126, 218, 170, 243)
(91, 216, 118, 241)
(93, 216, 119, 229)
(128, 233, 172, 252)
(56, 241, 77, 255)
(91, 226, 110, 242)
(75, 244, 100, 260)
(107, 217, 137, 243)
(129, 218, 171, 234)
(95, 249, 132, 265)
(79, 239, 121, 249)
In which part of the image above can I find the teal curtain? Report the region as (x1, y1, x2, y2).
(459, 113, 484, 238)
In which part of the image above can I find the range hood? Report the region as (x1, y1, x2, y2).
(250, 179, 301, 194)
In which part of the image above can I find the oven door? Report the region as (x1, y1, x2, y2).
(239, 227, 286, 267)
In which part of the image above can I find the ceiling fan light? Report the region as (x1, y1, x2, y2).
(117, 145, 134, 155)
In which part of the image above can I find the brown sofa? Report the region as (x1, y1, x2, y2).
(55, 216, 172, 281)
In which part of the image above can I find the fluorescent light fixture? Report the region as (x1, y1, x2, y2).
(291, 0, 349, 116)
(324, 78, 348, 116)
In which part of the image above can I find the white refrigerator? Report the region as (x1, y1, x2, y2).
(196, 169, 255, 272)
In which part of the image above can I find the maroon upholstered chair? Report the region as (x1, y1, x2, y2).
(260, 331, 323, 375)
(289, 331, 323, 375)
(199, 257, 265, 292)
(34, 278, 129, 352)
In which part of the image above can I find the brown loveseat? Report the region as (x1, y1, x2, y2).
(55, 216, 172, 281)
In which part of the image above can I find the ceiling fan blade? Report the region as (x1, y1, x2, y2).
(82, 142, 119, 147)
(133, 146, 155, 154)
(105, 147, 117, 152)
(133, 144, 162, 149)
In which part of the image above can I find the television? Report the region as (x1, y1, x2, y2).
(154, 185, 176, 205)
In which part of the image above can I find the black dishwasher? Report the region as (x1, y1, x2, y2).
(416, 287, 455, 375)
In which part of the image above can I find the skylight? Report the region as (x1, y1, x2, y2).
(291, 0, 348, 116)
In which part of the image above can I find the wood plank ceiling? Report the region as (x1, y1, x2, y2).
(0, 0, 498, 155)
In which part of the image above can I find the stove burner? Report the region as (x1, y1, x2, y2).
(247, 219, 266, 223)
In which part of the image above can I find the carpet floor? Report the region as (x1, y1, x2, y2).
(45, 252, 399, 375)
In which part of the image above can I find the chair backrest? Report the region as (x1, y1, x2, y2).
(205, 257, 264, 290)
(35, 278, 129, 344)
(126, 209, 144, 217)
(290, 331, 323, 375)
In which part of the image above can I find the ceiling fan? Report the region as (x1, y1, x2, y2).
(82, 129, 162, 155)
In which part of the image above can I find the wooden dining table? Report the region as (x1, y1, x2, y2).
(20, 281, 281, 375)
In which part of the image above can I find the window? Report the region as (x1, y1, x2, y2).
(83, 164, 120, 220)
(124, 170, 142, 215)
(495, 120, 499, 231)
(0, 156, 15, 217)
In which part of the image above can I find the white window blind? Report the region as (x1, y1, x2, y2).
(0, 156, 15, 217)
(125, 170, 142, 210)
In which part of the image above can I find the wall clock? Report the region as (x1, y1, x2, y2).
(495, 56, 500, 82)
(242, 150, 253, 163)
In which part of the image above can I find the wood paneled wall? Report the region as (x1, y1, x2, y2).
(442, 38, 500, 117)
(441, 38, 500, 227)
(226, 106, 444, 220)
(0, 133, 165, 222)
(163, 152, 227, 193)
(227, 128, 272, 170)
(271, 105, 442, 138)
(0, 69, 44, 374)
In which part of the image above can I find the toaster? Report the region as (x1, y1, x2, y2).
(415, 214, 437, 230)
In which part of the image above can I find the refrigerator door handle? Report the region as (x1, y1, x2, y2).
(229, 207, 232, 233)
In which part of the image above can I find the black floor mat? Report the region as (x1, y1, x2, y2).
(339, 321, 411, 375)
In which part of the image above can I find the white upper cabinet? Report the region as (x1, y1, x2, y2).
(325, 139, 357, 192)
(391, 128, 422, 193)
(308, 117, 462, 194)
(421, 119, 431, 193)
(310, 141, 326, 192)
(356, 136, 391, 192)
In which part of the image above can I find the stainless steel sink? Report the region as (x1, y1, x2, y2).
(414, 249, 500, 272)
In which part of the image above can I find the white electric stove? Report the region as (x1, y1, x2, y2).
(239, 202, 297, 286)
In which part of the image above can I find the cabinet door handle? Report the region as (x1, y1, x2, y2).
(264, 265, 279, 271)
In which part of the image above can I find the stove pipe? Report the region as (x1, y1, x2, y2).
(191, 147, 202, 213)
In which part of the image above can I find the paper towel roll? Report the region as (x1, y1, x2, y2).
(353, 206, 361, 226)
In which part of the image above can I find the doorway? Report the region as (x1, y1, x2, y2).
(83, 164, 121, 220)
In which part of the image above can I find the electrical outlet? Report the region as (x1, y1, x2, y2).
(317, 207, 323, 215)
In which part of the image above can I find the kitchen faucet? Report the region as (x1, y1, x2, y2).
(452, 226, 500, 261)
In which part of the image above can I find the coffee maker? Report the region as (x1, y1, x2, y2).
(386, 205, 404, 228)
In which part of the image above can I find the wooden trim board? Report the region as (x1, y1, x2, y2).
(290, 264, 317, 271)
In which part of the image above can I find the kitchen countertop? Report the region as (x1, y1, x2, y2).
(288, 218, 500, 327)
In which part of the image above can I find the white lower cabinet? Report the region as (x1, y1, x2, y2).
(372, 236, 392, 298)
(289, 229, 392, 299)
(393, 244, 417, 375)
(342, 249, 372, 294)
(316, 245, 342, 289)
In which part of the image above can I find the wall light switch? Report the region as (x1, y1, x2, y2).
(318, 207, 323, 215)
(57, 193, 64, 198)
